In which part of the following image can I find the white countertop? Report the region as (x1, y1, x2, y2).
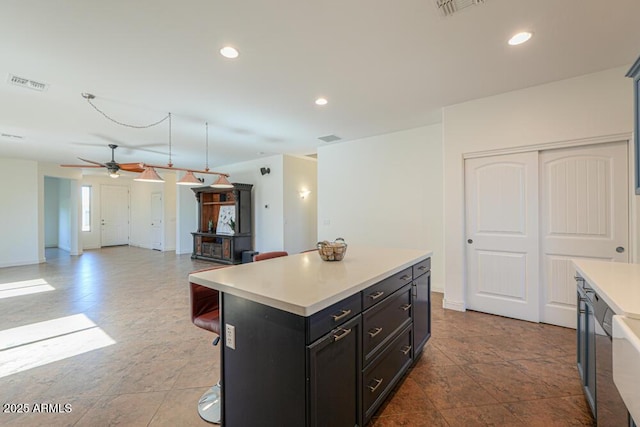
(572, 260, 640, 319)
(189, 246, 432, 316)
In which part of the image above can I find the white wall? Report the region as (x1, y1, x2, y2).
(283, 155, 318, 253)
(0, 158, 40, 267)
(176, 177, 198, 255)
(163, 173, 177, 251)
(130, 180, 163, 249)
(442, 66, 634, 310)
(214, 155, 286, 252)
(318, 125, 444, 291)
(44, 177, 59, 248)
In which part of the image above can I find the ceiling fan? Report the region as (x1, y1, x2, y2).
(61, 144, 145, 178)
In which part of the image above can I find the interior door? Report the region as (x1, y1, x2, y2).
(465, 152, 539, 322)
(540, 142, 628, 328)
(101, 185, 129, 247)
(151, 192, 163, 251)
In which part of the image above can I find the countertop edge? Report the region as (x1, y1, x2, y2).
(572, 260, 640, 319)
(189, 250, 432, 317)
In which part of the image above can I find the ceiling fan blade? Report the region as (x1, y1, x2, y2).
(60, 164, 104, 168)
(78, 157, 107, 167)
(118, 163, 145, 173)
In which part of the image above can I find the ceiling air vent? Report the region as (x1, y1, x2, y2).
(318, 134, 341, 143)
(7, 74, 49, 92)
(435, 0, 485, 17)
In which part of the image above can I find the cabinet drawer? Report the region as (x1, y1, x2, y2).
(362, 267, 412, 310)
(412, 258, 431, 279)
(362, 324, 413, 422)
(363, 284, 412, 364)
(307, 293, 361, 344)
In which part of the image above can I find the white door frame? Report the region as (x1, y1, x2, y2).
(462, 132, 633, 319)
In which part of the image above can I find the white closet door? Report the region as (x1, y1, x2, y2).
(465, 152, 539, 322)
(151, 192, 163, 251)
(101, 185, 129, 247)
(540, 142, 628, 328)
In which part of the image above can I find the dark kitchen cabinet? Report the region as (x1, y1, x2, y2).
(308, 315, 362, 427)
(627, 56, 640, 195)
(576, 276, 596, 418)
(412, 258, 431, 358)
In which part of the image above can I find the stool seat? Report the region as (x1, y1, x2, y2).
(189, 263, 228, 424)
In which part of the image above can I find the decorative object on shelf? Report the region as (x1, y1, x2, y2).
(216, 206, 236, 235)
(317, 238, 348, 261)
(208, 219, 214, 233)
(63, 93, 230, 184)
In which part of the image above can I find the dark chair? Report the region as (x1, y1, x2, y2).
(189, 264, 228, 424)
(253, 251, 288, 261)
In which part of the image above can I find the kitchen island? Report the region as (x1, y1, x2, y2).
(189, 246, 432, 427)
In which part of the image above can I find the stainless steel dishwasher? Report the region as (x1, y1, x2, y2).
(576, 275, 636, 426)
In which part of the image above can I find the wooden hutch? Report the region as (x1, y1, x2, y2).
(191, 183, 253, 264)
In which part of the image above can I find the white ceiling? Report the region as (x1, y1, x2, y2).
(0, 0, 639, 173)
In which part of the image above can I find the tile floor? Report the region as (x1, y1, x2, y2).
(0, 247, 593, 426)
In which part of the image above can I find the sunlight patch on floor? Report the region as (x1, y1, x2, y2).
(0, 314, 116, 378)
(0, 278, 55, 300)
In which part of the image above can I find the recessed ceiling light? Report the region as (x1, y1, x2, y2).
(508, 32, 533, 46)
(220, 46, 239, 59)
(315, 98, 328, 106)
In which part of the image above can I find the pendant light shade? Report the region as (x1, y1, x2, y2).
(211, 174, 233, 188)
(177, 171, 202, 186)
(134, 167, 164, 182)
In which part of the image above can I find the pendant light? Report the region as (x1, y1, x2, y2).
(177, 170, 202, 185)
(134, 166, 164, 182)
(211, 174, 233, 188)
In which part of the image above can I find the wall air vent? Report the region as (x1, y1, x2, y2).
(7, 74, 49, 92)
(435, 0, 485, 17)
(318, 134, 341, 143)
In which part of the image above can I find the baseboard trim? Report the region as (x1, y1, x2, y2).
(0, 258, 42, 268)
(432, 282, 444, 293)
(443, 298, 465, 312)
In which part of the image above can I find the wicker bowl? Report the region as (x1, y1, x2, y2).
(317, 238, 348, 261)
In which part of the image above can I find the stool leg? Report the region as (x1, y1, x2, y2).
(197, 380, 221, 424)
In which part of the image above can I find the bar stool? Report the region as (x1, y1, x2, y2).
(189, 265, 228, 424)
(253, 251, 288, 261)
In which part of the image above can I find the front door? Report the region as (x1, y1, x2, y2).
(540, 142, 629, 327)
(465, 152, 539, 322)
(101, 185, 129, 247)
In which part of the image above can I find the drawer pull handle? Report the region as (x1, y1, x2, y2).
(400, 274, 412, 281)
(368, 327, 383, 338)
(417, 266, 427, 271)
(400, 345, 412, 355)
(333, 327, 352, 342)
(369, 291, 385, 300)
(368, 378, 384, 393)
(331, 309, 352, 322)
(578, 309, 586, 314)
(401, 303, 412, 312)
(574, 275, 583, 281)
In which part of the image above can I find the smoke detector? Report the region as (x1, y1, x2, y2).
(435, 0, 485, 17)
(7, 74, 49, 92)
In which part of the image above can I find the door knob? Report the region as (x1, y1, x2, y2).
(616, 246, 625, 253)
(467, 239, 473, 244)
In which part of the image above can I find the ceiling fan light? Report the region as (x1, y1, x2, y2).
(211, 174, 233, 188)
(109, 171, 120, 178)
(177, 170, 202, 185)
(134, 167, 164, 183)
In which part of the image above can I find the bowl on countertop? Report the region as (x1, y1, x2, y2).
(317, 238, 347, 261)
